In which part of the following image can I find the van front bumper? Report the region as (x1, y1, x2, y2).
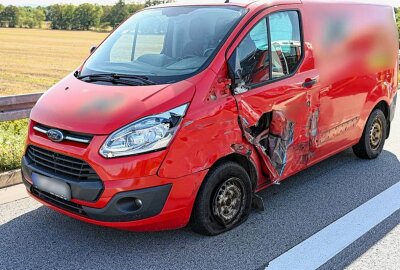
(21, 151, 208, 231)
(21, 157, 171, 222)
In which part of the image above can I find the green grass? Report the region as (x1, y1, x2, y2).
(0, 119, 28, 173)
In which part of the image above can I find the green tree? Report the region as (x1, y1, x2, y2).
(1, 5, 21, 27)
(144, 0, 172, 8)
(72, 4, 103, 30)
(18, 7, 45, 28)
(48, 4, 75, 30)
(17, 7, 27, 27)
(108, 0, 129, 28)
(127, 3, 144, 15)
(0, 5, 5, 27)
(33, 8, 46, 28)
(100, 5, 112, 24)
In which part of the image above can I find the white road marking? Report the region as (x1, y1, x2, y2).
(265, 181, 400, 270)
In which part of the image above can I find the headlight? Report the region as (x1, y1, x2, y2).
(100, 104, 189, 158)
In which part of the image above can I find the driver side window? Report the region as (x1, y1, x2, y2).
(229, 10, 302, 88)
(231, 19, 270, 85)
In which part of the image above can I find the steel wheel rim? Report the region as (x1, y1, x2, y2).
(369, 117, 383, 151)
(212, 177, 243, 225)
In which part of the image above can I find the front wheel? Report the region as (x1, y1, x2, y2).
(190, 161, 252, 236)
(353, 109, 387, 159)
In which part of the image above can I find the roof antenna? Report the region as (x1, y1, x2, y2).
(225, 0, 229, 3)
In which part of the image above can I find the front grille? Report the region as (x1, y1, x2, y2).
(26, 145, 99, 181)
(33, 123, 93, 144)
(32, 187, 86, 216)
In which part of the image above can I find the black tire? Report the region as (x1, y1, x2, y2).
(353, 109, 387, 159)
(190, 161, 252, 236)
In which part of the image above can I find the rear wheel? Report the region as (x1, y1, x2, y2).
(353, 109, 387, 159)
(190, 161, 252, 236)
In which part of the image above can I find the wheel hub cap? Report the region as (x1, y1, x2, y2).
(213, 178, 243, 224)
(369, 117, 383, 151)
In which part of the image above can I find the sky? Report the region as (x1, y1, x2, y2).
(0, 0, 399, 7)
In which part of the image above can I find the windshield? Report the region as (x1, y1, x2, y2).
(80, 6, 246, 84)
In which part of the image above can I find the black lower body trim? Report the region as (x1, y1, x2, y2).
(32, 187, 87, 216)
(22, 171, 172, 222)
(82, 184, 172, 222)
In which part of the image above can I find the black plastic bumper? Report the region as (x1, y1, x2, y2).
(82, 184, 172, 222)
(21, 158, 172, 222)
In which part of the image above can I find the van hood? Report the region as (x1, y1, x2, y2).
(30, 74, 196, 135)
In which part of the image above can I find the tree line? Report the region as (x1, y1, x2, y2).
(0, 0, 171, 31)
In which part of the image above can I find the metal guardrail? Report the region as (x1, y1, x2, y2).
(0, 93, 42, 122)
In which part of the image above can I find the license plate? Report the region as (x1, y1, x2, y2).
(32, 173, 71, 201)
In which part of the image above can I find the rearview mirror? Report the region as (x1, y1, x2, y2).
(90, 46, 97, 54)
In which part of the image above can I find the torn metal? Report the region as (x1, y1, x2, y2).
(240, 110, 295, 178)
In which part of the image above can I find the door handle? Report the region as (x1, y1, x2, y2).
(303, 78, 317, 89)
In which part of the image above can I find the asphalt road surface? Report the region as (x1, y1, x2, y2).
(1, 105, 399, 270)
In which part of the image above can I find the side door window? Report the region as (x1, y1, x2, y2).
(229, 19, 270, 87)
(270, 11, 302, 79)
(228, 11, 302, 91)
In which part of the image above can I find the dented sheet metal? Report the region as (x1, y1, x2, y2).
(236, 85, 363, 184)
(233, 71, 319, 183)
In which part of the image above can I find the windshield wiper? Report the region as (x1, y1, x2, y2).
(77, 73, 156, 85)
(80, 76, 141, 86)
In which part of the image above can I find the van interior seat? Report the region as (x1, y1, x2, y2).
(183, 17, 211, 57)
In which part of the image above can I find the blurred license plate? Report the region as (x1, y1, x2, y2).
(32, 173, 71, 201)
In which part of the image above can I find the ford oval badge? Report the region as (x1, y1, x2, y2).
(47, 129, 65, 142)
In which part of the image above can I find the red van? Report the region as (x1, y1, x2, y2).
(22, 0, 398, 235)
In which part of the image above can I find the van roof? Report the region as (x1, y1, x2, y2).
(153, 0, 392, 9)
(301, 0, 392, 7)
(152, 0, 301, 9)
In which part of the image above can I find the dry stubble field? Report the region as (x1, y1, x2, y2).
(0, 28, 108, 96)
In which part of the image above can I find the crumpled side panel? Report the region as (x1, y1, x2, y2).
(267, 111, 294, 175)
(243, 110, 295, 178)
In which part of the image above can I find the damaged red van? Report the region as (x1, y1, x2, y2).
(22, 0, 398, 235)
